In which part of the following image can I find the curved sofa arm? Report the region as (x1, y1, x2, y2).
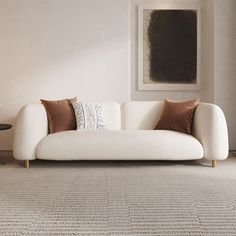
(192, 103, 229, 161)
(13, 104, 48, 160)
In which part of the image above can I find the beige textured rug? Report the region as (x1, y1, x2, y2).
(1, 158, 236, 235)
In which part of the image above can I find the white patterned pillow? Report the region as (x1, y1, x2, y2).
(73, 101, 107, 131)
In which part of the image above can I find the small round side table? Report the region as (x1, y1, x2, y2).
(0, 124, 12, 165)
(0, 124, 12, 131)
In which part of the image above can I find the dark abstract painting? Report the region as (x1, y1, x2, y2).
(139, 7, 200, 90)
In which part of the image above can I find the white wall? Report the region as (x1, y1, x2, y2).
(0, 0, 235, 150)
(130, 0, 214, 102)
(214, 0, 236, 149)
(0, 0, 130, 149)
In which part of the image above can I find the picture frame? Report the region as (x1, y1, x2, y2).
(138, 4, 201, 91)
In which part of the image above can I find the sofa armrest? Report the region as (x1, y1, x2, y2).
(13, 104, 48, 160)
(192, 103, 229, 161)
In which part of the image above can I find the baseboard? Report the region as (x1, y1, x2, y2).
(0, 150, 12, 157)
(0, 150, 14, 164)
(229, 151, 236, 158)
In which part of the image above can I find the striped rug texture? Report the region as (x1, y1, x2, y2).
(0, 159, 236, 235)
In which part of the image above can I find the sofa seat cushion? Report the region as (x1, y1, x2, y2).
(36, 130, 204, 161)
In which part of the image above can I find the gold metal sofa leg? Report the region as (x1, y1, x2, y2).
(24, 160, 30, 169)
(212, 160, 217, 168)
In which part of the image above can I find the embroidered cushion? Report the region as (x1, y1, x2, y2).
(73, 101, 107, 131)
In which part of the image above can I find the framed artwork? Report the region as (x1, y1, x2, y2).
(138, 4, 201, 90)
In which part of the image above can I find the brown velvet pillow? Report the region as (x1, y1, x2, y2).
(41, 97, 77, 134)
(155, 98, 199, 134)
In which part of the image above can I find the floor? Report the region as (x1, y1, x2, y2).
(0, 153, 236, 235)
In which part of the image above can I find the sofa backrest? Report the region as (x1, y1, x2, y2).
(71, 102, 121, 130)
(122, 101, 163, 130)
(98, 102, 121, 130)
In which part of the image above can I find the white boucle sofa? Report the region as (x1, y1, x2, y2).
(13, 101, 229, 168)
